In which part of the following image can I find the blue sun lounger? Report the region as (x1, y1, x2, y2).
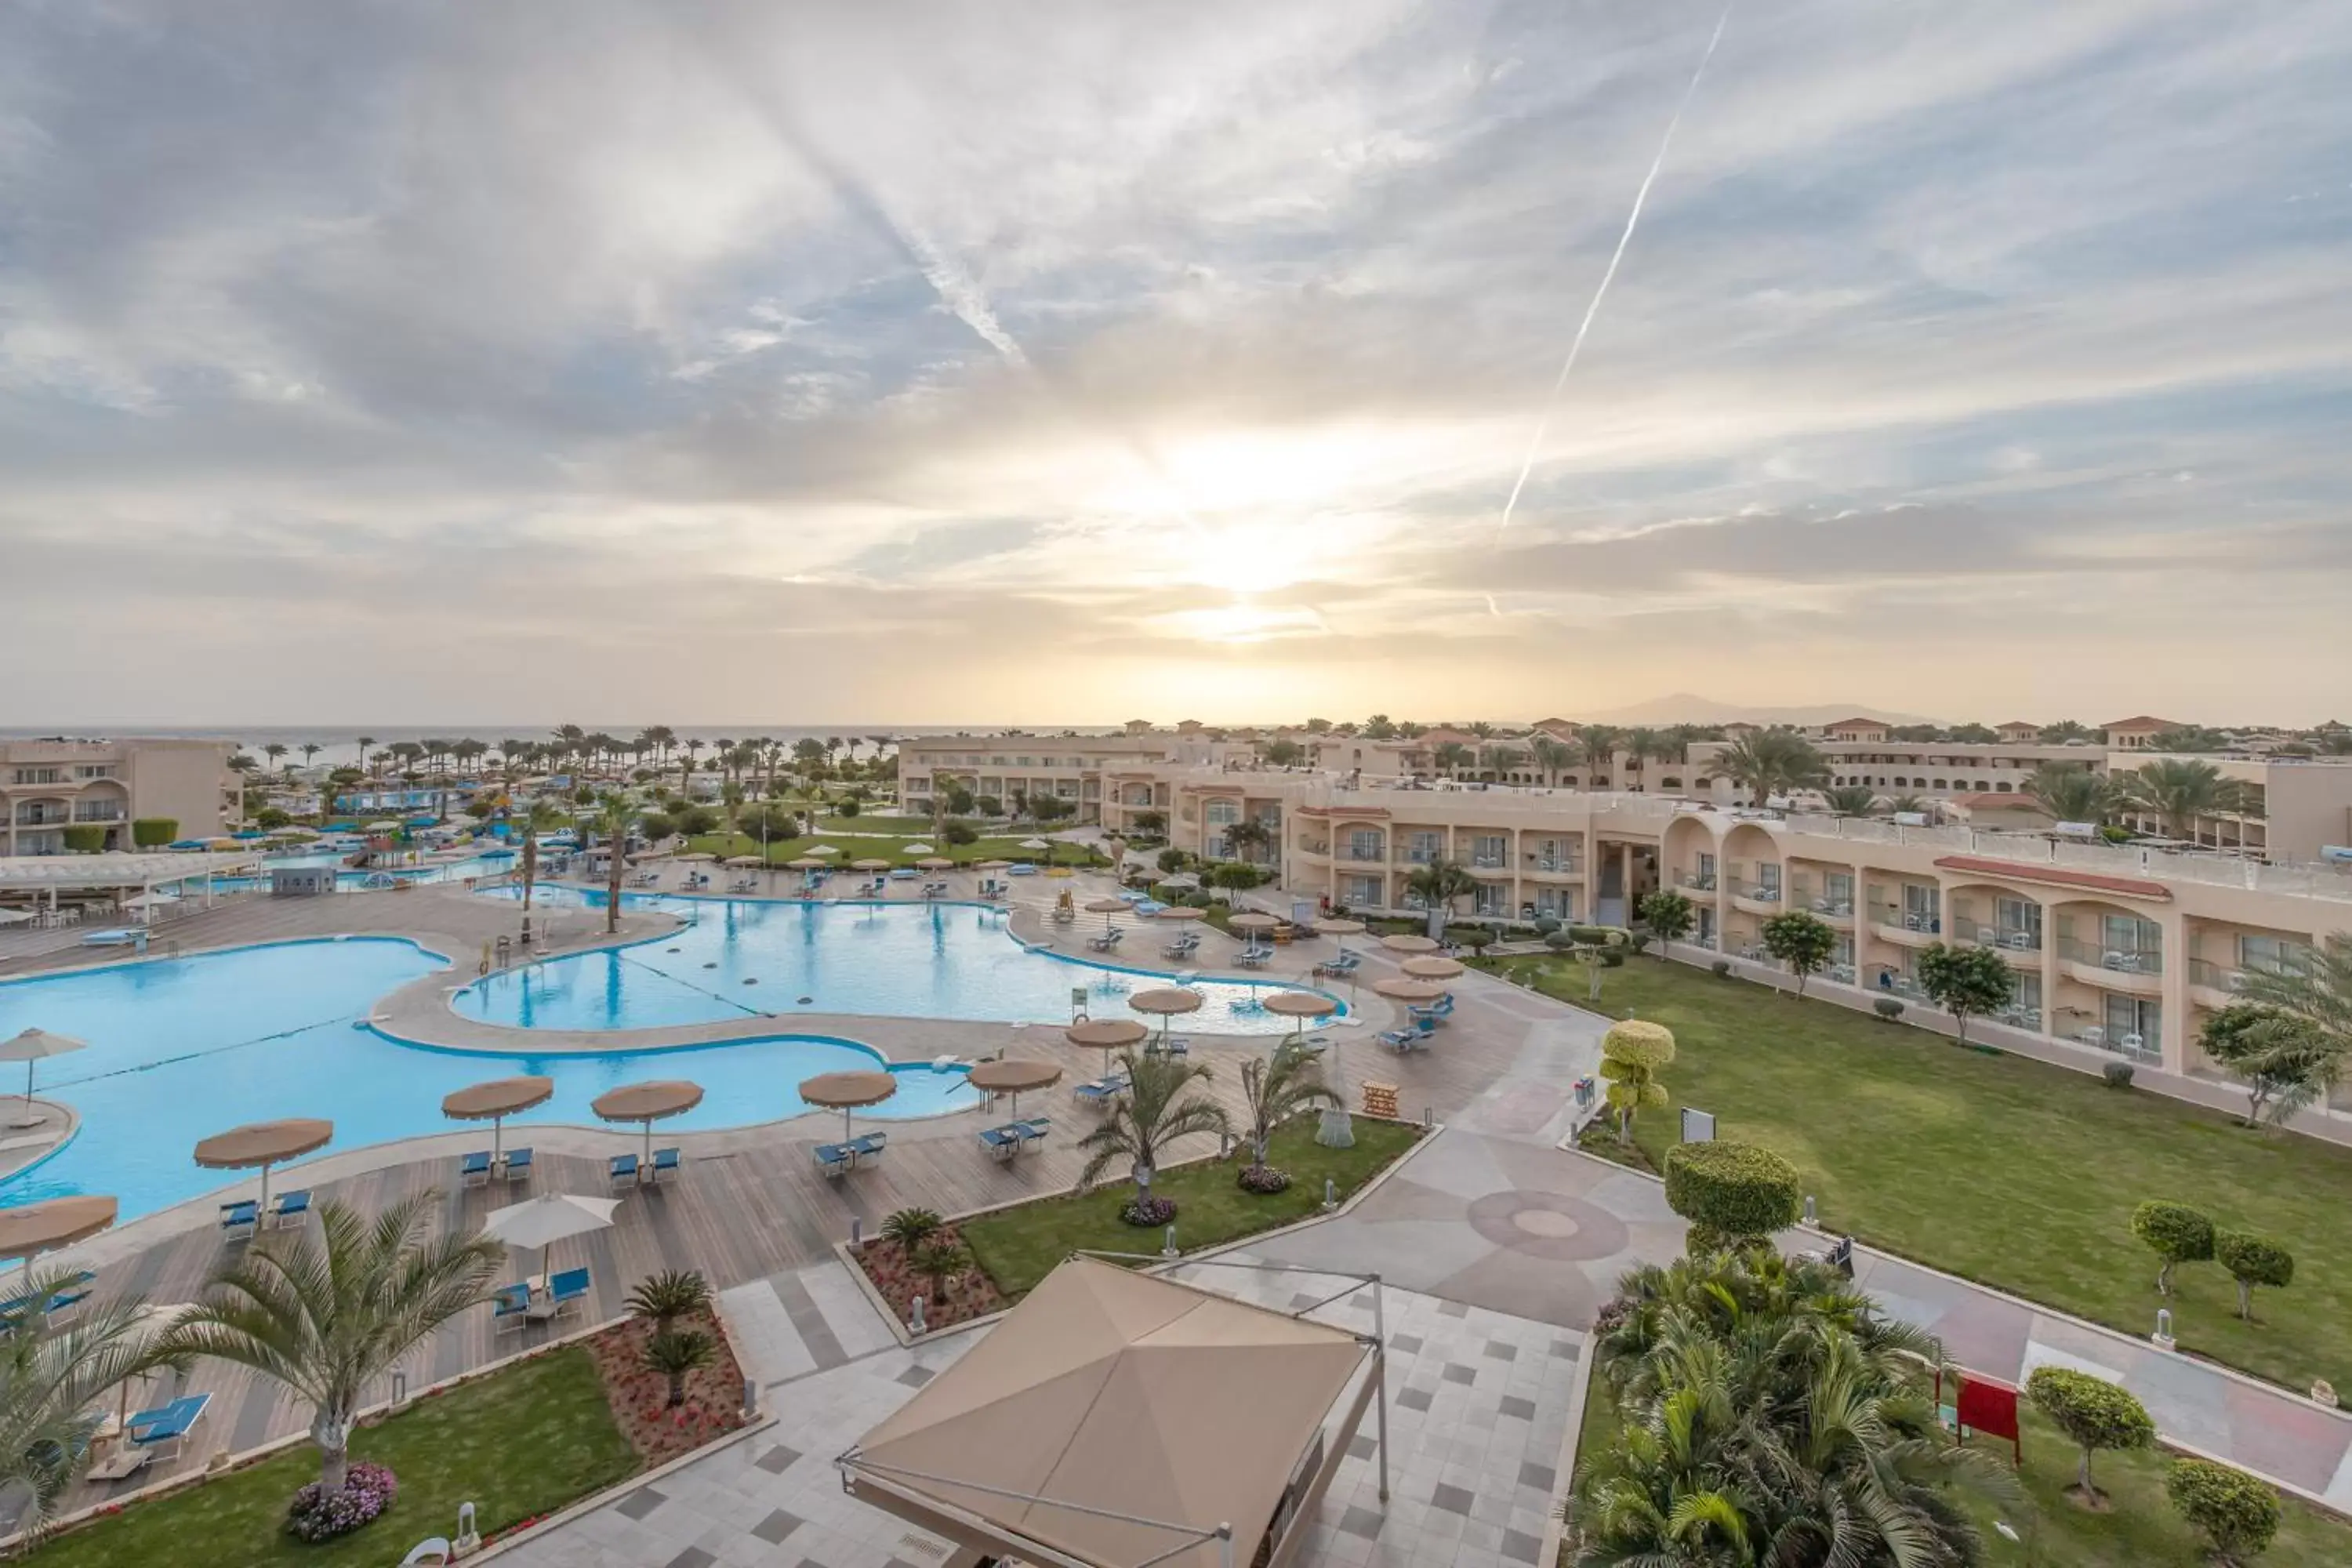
(1014, 1116, 1050, 1147)
(608, 1152, 640, 1189)
(814, 1143, 852, 1178)
(545, 1267, 591, 1318)
(1378, 1016, 1436, 1051)
(126, 1393, 212, 1461)
(980, 1125, 1021, 1160)
(850, 1131, 887, 1163)
(268, 1189, 311, 1229)
(459, 1150, 493, 1187)
(650, 1146, 681, 1181)
(490, 1283, 532, 1333)
(501, 1147, 533, 1181)
(219, 1200, 259, 1241)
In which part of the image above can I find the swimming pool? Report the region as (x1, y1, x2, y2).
(205, 850, 514, 891)
(0, 939, 976, 1221)
(455, 891, 1332, 1034)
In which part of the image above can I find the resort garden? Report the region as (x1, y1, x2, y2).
(1491, 952, 2352, 1397)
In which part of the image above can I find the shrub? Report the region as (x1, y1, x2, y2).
(909, 1240, 967, 1299)
(286, 1461, 398, 1543)
(1663, 1142, 1801, 1249)
(2214, 1231, 2294, 1321)
(1532, 914, 1562, 935)
(942, 787, 975, 815)
(643, 1327, 717, 1407)
(674, 805, 717, 837)
(1120, 1195, 1178, 1227)
(1567, 924, 1624, 946)
(2130, 1201, 2215, 1295)
(626, 1269, 712, 1331)
(1914, 942, 2014, 1044)
(1710, 960, 1732, 978)
(60, 826, 105, 853)
(880, 1207, 944, 1249)
(1156, 848, 1191, 874)
(833, 797, 862, 818)
(2102, 1062, 2135, 1089)
(975, 795, 1004, 817)
(130, 817, 178, 848)
(637, 811, 677, 843)
(2167, 1458, 2281, 1563)
(1237, 1164, 1291, 1194)
(942, 819, 980, 846)
(2027, 1366, 2153, 1501)
(1872, 997, 1905, 1022)
(1759, 909, 1838, 996)
(1456, 926, 1497, 952)
(1599, 1021, 1675, 1143)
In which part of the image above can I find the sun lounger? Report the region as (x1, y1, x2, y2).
(490, 1283, 532, 1333)
(459, 1150, 493, 1187)
(543, 1267, 590, 1319)
(268, 1189, 311, 1229)
(1, 1271, 95, 1330)
(1378, 1018, 1436, 1051)
(501, 1147, 533, 1181)
(650, 1146, 681, 1181)
(125, 1393, 211, 1461)
(814, 1143, 852, 1178)
(851, 1131, 887, 1164)
(1236, 946, 1270, 968)
(1147, 1036, 1190, 1057)
(1009, 862, 1038, 876)
(220, 1200, 259, 1242)
(980, 1125, 1021, 1160)
(1014, 1116, 1050, 1146)
(1073, 1073, 1128, 1104)
(608, 1152, 640, 1189)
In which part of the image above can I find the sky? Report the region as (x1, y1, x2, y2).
(2, 0, 2349, 729)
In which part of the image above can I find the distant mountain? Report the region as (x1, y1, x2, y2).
(1577, 693, 1939, 727)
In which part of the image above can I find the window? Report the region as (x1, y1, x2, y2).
(1472, 833, 1505, 866)
(1203, 798, 1240, 826)
(1347, 829, 1382, 862)
(2103, 996, 2161, 1051)
(2239, 935, 2310, 975)
(1758, 863, 1781, 900)
(1824, 872, 1853, 910)
(1995, 897, 2042, 949)
(1472, 884, 1506, 915)
(2101, 914, 2160, 956)
(1902, 884, 1940, 925)
(1343, 875, 1381, 906)
(12, 768, 60, 785)
(74, 764, 116, 779)
(1406, 830, 1442, 864)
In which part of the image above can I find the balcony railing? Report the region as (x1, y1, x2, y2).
(1867, 902, 1943, 935)
(1730, 878, 1783, 903)
(1525, 856, 1584, 873)
(1398, 848, 1439, 865)
(1957, 924, 2042, 953)
(2057, 938, 2163, 976)
(1338, 848, 1385, 863)
(1297, 840, 1331, 856)
(13, 810, 69, 827)
(1675, 872, 1718, 892)
(72, 804, 125, 822)
(2187, 957, 2303, 993)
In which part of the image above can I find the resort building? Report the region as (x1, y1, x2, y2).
(1, 736, 237, 855)
(1107, 763, 2350, 1090)
(895, 732, 1243, 822)
(2104, 715, 2181, 750)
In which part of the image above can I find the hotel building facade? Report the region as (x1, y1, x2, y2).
(2, 737, 238, 856)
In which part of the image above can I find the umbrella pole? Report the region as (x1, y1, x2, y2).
(259, 1160, 272, 1214)
(492, 1114, 503, 1164)
(23, 1059, 34, 1122)
(644, 1119, 653, 1166)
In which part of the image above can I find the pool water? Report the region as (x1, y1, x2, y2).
(456, 891, 1329, 1034)
(0, 939, 975, 1221)
(205, 850, 514, 891)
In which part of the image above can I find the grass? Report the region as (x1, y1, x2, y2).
(1567, 1371, 2352, 1566)
(961, 1118, 1425, 1299)
(1492, 955, 2352, 1394)
(682, 832, 1103, 869)
(39, 1345, 639, 1567)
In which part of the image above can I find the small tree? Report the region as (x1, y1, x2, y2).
(1637, 890, 1692, 962)
(626, 1269, 712, 1333)
(909, 1239, 967, 1302)
(880, 1208, 944, 1250)
(1914, 942, 2014, 1044)
(643, 1327, 717, 1408)
(2027, 1366, 2153, 1504)
(2167, 1458, 2281, 1565)
(2199, 1003, 2335, 1127)
(1237, 1044, 1335, 1173)
(1759, 910, 1837, 997)
(1663, 1141, 1802, 1255)
(942, 819, 980, 846)
(1597, 1020, 1675, 1145)
(2213, 1231, 2293, 1321)
(2130, 1200, 2215, 1297)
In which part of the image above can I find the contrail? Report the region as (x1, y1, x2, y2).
(1490, 2, 1734, 564)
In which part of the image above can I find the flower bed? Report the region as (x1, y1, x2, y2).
(286, 1461, 397, 1543)
(583, 1308, 748, 1468)
(850, 1225, 1007, 1334)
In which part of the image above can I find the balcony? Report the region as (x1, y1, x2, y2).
(13, 809, 69, 827)
(71, 804, 126, 823)
(1296, 840, 1331, 859)
(1729, 877, 1784, 916)
(2058, 938, 2164, 996)
(1673, 871, 1718, 894)
(1793, 888, 1856, 924)
(1524, 855, 1584, 877)
(1951, 923, 2043, 967)
(1867, 902, 1942, 948)
(1338, 848, 1386, 864)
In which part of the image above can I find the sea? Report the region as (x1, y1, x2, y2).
(0, 724, 1110, 756)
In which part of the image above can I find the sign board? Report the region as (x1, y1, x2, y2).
(1893, 811, 1929, 827)
(1679, 1108, 1716, 1143)
(2055, 821, 2100, 838)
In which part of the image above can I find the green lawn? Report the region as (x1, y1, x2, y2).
(683, 832, 1100, 869)
(962, 1119, 1425, 1299)
(41, 1347, 639, 1567)
(1568, 1374, 2352, 1566)
(1493, 956, 2352, 1395)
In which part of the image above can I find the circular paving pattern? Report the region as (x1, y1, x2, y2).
(1466, 1189, 1631, 1262)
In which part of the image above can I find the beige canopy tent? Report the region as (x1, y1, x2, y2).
(591, 1080, 704, 1164)
(1127, 986, 1201, 1045)
(839, 1256, 1384, 1568)
(194, 1117, 332, 1210)
(1150, 906, 1206, 922)
(1312, 918, 1365, 936)
(442, 1076, 555, 1162)
(917, 857, 955, 871)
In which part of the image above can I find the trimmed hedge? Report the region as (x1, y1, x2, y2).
(60, 825, 105, 853)
(2215, 1230, 2294, 1320)
(1663, 1141, 1801, 1250)
(2130, 1200, 2215, 1295)
(2166, 1457, 2281, 1563)
(2027, 1366, 2153, 1497)
(130, 817, 178, 847)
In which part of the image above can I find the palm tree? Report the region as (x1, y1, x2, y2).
(1430, 741, 1473, 779)
(156, 1194, 501, 1493)
(1076, 1051, 1230, 1198)
(354, 735, 376, 771)
(1528, 735, 1576, 787)
(1578, 725, 1624, 782)
(2039, 719, 2092, 742)
(1821, 785, 1876, 815)
(1712, 730, 1828, 806)
(515, 798, 565, 946)
(1237, 1044, 1337, 1169)
(0, 1269, 170, 1543)
(1882, 793, 1928, 817)
(263, 741, 289, 777)
(2118, 758, 2252, 840)
(2239, 935, 2351, 1120)
(1403, 858, 1478, 926)
(597, 794, 637, 934)
(299, 742, 321, 773)
(2024, 762, 2115, 823)
(1222, 816, 1275, 864)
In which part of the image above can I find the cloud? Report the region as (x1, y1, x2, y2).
(1, 0, 2348, 726)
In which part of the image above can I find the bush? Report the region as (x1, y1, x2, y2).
(2027, 1366, 2153, 1500)
(286, 1461, 398, 1543)
(1872, 996, 1904, 1021)
(880, 1207, 944, 1248)
(1156, 848, 1191, 873)
(674, 805, 717, 837)
(1532, 914, 1562, 935)
(60, 825, 105, 852)
(942, 819, 980, 846)
(2102, 1062, 2135, 1089)
(1237, 1164, 1291, 1195)
(637, 811, 677, 843)
(1599, 1021, 1675, 1142)
(1710, 960, 1732, 978)
(2214, 1231, 2295, 1320)
(1457, 927, 1497, 952)
(1663, 1142, 1801, 1246)
(833, 797, 862, 818)
(1120, 1195, 1178, 1227)
(130, 817, 178, 848)
(1567, 924, 1626, 946)
(2167, 1458, 2281, 1563)
(2130, 1200, 2216, 1295)
(975, 795, 1004, 817)
(942, 787, 975, 815)
(626, 1268, 712, 1330)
